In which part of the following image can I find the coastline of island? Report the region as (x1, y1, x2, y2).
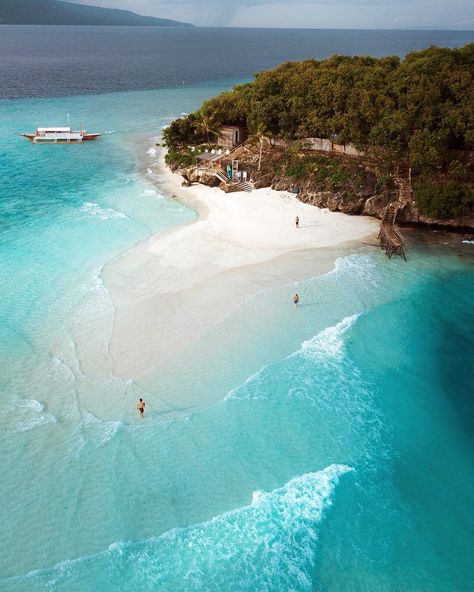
(164, 45, 473, 232)
(99, 37, 474, 386)
(99, 145, 378, 385)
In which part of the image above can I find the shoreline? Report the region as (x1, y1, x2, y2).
(101, 143, 379, 383)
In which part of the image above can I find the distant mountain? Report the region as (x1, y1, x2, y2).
(0, 0, 194, 26)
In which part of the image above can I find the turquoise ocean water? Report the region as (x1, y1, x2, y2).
(1, 85, 474, 590)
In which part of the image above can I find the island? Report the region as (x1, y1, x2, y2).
(164, 44, 474, 230)
(0, 0, 194, 26)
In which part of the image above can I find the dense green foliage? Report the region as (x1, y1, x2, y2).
(414, 180, 474, 220)
(164, 44, 474, 221)
(164, 147, 196, 169)
(164, 45, 473, 169)
(276, 147, 372, 191)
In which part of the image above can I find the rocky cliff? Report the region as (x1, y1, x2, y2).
(175, 163, 474, 231)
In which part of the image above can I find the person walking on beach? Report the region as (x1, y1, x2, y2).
(136, 398, 146, 418)
(293, 293, 300, 307)
(295, 216, 300, 228)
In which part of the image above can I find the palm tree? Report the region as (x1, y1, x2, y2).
(253, 122, 267, 172)
(197, 112, 218, 146)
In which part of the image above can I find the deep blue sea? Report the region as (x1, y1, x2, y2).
(0, 26, 473, 99)
(0, 26, 473, 591)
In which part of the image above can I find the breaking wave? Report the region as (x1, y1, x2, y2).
(322, 254, 379, 289)
(0, 398, 58, 434)
(145, 168, 163, 183)
(140, 188, 164, 200)
(80, 202, 129, 220)
(300, 314, 358, 360)
(226, 314, 359, 401)
(5, 464, 352, 591)
(80, 410, 124, 447)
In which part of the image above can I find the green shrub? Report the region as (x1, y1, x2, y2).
(285, 161, 307, 179)
(165, 148, 195, 169)
(415, 180, 474, 219)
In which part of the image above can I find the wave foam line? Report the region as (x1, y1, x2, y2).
(80, 202, 129, 220)
(5, 464, 353, 591)
(226, 313, 359, 401)
(0, 398, 58, 434)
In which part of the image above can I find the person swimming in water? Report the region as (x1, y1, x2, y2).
(293, 293, 300, 306)
(136, 398, 146, 418)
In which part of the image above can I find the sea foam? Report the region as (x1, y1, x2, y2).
(145, 168, 163, 183)
(80, 202, 129, 220)
(226, 314, 359, 401)
(80, 410, 124, 447)
(6, 464, 352, 591)
(300, 314, 359, 360)
(2, 398, 58, 433)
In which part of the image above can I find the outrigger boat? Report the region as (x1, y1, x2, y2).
(20, 127, 102, 144)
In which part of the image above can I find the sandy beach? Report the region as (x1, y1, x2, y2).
(101, 150, 378, 383)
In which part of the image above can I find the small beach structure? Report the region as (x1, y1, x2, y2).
(195, 151, 230, 184)
(220, 156, 251, 184)
(196, 151, 224, 169)
(196, 144, 256, 191)
(195, 149, 254, 191)
(217, 126, 245, 149)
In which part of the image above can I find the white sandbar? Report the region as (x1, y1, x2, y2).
(101, 156, 378, 381)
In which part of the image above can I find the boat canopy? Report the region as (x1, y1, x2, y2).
(36, 127, 72, 133)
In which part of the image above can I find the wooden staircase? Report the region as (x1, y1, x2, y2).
(394, 163, 413, 207)
(231, 181, 254, 192)
(195, 166, 254, 192)
(378, 164, 411, 261)
(214, 169, 231, 184)
(382, 203, 397, 225)
(196, 167, 230, 184)
(378, 205, 406, 260)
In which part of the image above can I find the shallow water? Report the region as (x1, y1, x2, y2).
(1, 60, 474, 592)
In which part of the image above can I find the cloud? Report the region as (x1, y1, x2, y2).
(68, 0, 474, 28)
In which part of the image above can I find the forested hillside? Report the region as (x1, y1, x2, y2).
(0, 0, 193, 26)
(164, 45, 473, 222)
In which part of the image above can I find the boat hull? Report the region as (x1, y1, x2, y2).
(82, 133, 102, 141)
(20, 133, 102, 143)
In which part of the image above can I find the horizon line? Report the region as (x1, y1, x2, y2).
(0, 24, 473, 31)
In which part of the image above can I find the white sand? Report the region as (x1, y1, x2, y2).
(101, 158, 378, 381)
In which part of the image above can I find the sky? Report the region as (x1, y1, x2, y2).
(68, 0, 474, 29)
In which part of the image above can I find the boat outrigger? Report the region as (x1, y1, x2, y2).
(20, 127, 102, 144)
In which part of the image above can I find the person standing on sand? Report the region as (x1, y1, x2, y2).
(295, 216, 299, 228)
(293, 293, 300, 307)
(136, 398, 146, 418)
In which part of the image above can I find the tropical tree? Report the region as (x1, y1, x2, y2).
(196, 111, 219, 146)
(163, 43, 474, 205)
(254, 122, 267, 172)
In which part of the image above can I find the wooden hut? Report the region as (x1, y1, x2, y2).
(217, 126, 245, 149)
